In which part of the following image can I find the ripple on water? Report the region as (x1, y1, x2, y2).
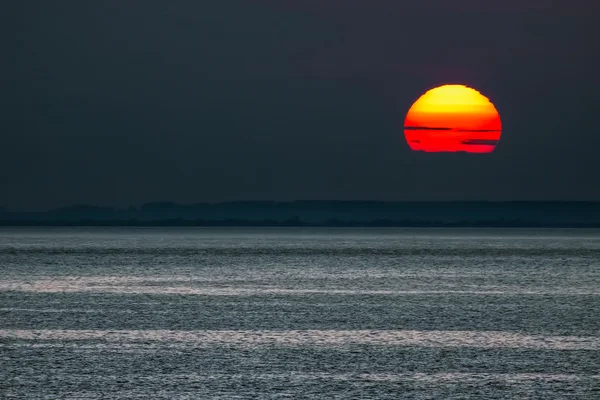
(1, 329, 599, 350)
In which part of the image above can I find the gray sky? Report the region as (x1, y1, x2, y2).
(1, 1, 598, 210)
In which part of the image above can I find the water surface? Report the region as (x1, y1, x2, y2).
(1, 228, 599, 398)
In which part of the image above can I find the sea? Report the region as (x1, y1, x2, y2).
(1, 227, 599, 399)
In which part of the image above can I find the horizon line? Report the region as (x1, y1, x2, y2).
(2, 200, 600, 213)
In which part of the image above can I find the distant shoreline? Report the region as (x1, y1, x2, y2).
(2, 220, 599, 228)
(1, 201, 599, 228)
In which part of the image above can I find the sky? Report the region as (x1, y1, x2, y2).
(1, 1, 598, 210)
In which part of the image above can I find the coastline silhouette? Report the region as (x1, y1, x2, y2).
(1, 201, 599, 227)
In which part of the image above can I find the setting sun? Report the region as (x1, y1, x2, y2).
(404, 84, 502, 153)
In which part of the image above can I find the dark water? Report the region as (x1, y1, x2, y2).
(1, 228, 599, 399)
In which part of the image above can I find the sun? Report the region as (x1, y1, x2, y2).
(404, 84, 502, 153)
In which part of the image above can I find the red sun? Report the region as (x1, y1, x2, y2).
(404, 84, 502, 153)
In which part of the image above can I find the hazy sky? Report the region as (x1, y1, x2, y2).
(1, 1, 598, 210)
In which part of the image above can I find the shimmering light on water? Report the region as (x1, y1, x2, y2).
(2, 329, 599, 350)
(1, 228, 599, 398)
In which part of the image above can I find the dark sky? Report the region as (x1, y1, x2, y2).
(1, 1, 598, 210)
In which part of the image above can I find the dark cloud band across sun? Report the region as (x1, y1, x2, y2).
(404, 85, 502, 153)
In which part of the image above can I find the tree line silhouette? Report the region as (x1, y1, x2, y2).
(1, 201, 599, 227)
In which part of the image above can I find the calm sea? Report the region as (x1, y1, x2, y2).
(1, 227, 599, 399)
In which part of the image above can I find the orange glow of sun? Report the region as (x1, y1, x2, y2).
(404, 84, 502, 153)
